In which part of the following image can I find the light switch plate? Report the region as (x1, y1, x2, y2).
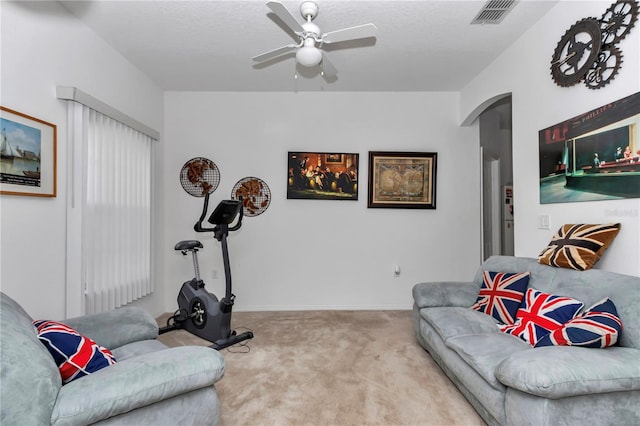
(538, 214, 550, 230)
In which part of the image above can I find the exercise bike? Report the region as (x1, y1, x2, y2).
(159, 194, 253, 350)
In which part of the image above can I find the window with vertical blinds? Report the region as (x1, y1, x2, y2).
(64, 93, 156, 315)
(84, 106, 153, 313)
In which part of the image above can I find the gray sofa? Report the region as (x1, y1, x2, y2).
(412, 256, 640, 426)
(0, 291, 225, 425)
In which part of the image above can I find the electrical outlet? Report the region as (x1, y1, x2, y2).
(211, 269, 218, 279)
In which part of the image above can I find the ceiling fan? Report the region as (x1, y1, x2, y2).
(253, 1, 377, 78)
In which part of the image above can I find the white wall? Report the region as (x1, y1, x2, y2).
(461, 1, 640, 277)
(8, 0, 633, 318)
(0, 1, 165, 319)
(164, 92, 481, 311)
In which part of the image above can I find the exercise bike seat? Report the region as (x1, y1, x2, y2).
(174, 240, 203, 251)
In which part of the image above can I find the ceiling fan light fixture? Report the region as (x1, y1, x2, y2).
(256, 1, 378, 76)
(296, 39, 322, 67)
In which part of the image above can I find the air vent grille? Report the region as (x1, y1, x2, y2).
(471, 0, 517, 24)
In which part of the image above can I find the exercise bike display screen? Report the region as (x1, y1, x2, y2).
(208, 199, 242, 225)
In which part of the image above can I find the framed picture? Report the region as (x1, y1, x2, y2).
(287, 151, 359, 200)
(1, 107, 57, 197)
(325, 154, 344, 164)
(539, 91, 640, 204)
(368, 151, 437, 209)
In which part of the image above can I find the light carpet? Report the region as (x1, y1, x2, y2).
(157, 310, 485, 426)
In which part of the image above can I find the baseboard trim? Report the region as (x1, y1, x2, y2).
(233, 303, 413, 312)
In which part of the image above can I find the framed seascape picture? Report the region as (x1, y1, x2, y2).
(287, 151, 359, 200)
(368, 151, 437, 209)
(539, 91, 640, 204)
(1, 107, 57, 197)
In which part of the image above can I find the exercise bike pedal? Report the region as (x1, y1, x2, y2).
(209, 331, 254, 351)
(158, 309, 190, 335)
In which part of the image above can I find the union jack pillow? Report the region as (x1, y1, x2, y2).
(33, 320, 116, 384)
(534, 298, 622, 348)
(470, 271, 530, 325)
(538, 223, 621, 270)
(500, 288, 583, 346)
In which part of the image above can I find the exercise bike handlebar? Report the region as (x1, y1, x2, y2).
(194, 192, 214, 233)
(193, 193, 243, 234)
(228, 201, 243, 232)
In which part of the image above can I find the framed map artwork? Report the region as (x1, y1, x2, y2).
(368, 151, 437, 209)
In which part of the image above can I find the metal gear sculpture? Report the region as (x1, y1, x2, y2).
(584, 46, 623, 89)
(550, 18, 602, 87)
(550, 1, 638, 89)
(600, 0, 639, 44)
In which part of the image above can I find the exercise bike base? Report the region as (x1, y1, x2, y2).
(159, 323, 253, 351)
(158, 323, 179, 335)
(209, 331, 254, 351)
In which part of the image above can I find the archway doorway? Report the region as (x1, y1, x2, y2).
(478, 96, 514, 260)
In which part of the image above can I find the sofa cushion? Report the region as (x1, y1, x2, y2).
(413, 281, 481, 308)
(538, 223, 620, 271)
(52, 346, 226, 425)
(496, 346, 640, 398)
(500, 288, 583, 346)
(63, 306, 159, 349)
(446, 333, 531, 390)
(33, 320, 117, 384)
(421, 307, 500, 342)
(1, 293, 62, 426)
(470, 271, 530, 325)
(112, 339, 169, 361)
(535, 298, 622, 348)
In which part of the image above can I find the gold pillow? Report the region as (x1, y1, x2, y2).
(538, 223, 621, 270)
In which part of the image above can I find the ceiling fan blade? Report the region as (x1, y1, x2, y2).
(322, 23, 377, 44)
(321, 53, 338, 79)
(266, 1, 305, 34)
(253, 44, 298, 62)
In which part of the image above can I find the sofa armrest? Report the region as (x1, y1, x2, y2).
(412, 281, 479, 308)
(496, 346, 640, 399)
(63, 306, 158, 349)
(51, 346, 225, 426)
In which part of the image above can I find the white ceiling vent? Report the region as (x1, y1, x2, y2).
(471, 0, 517, 24)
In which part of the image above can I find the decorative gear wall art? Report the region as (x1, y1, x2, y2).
(600, 0, 639, 44)
(584, 46, 623, 89)
(551, 18, 602, 87)
(550, 0, 638, 89)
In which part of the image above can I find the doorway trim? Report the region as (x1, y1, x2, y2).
(480, 148, 502, 261)
(461, 93, 511, 127)
(465, 92, 513, 263)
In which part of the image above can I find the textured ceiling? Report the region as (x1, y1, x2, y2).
(59, 0, 558, 91)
